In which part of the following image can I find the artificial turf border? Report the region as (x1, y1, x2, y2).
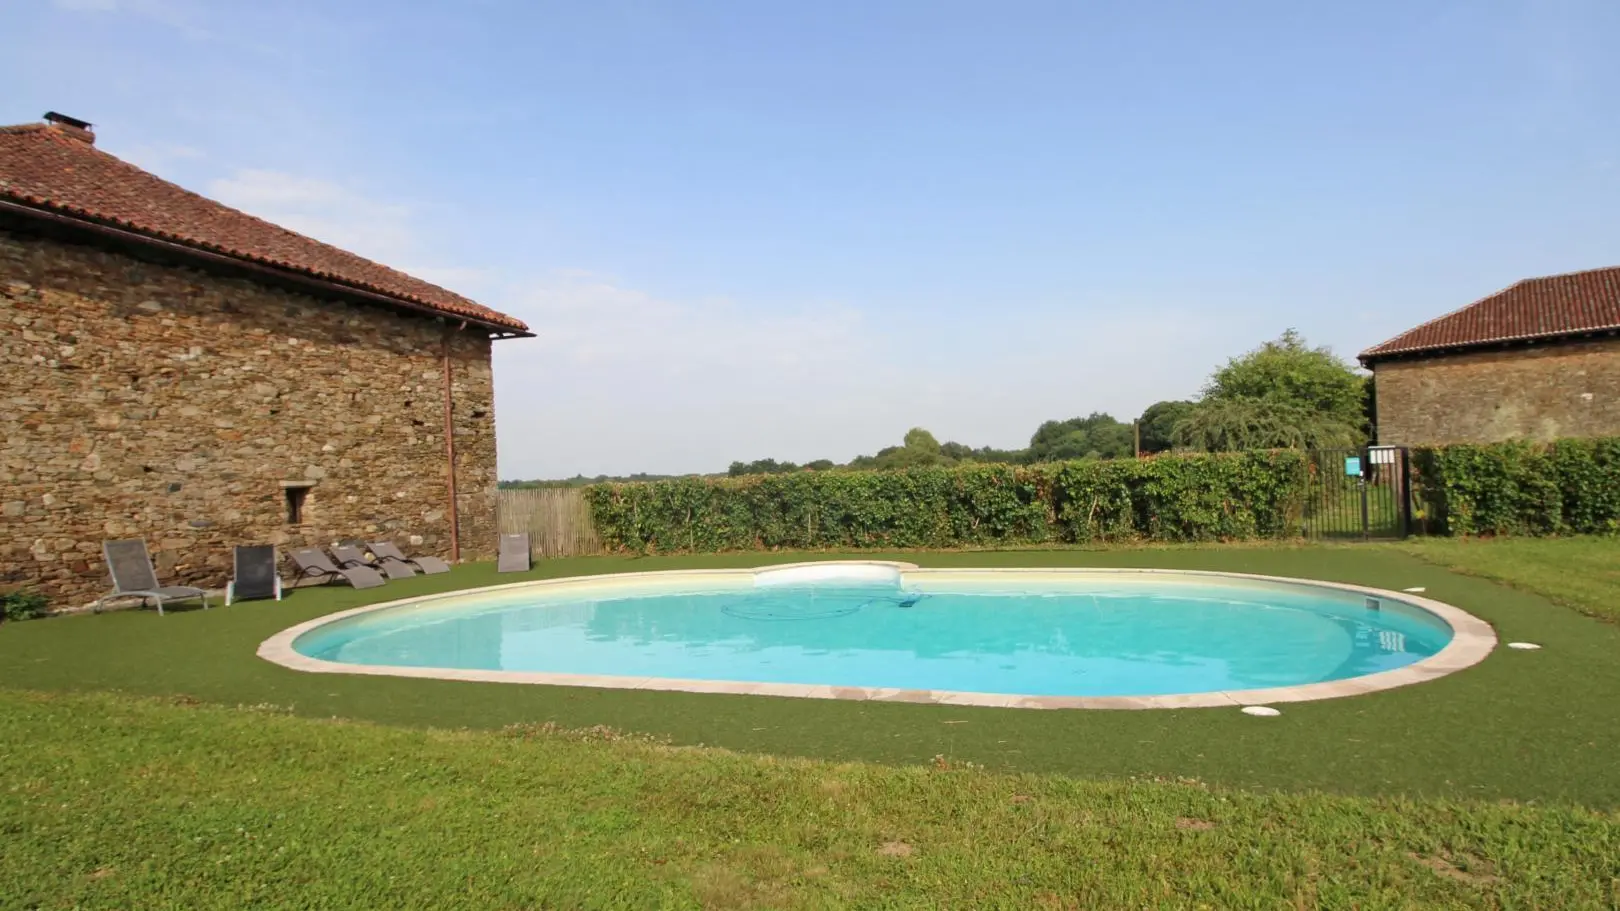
(4, 544, 1619, 806)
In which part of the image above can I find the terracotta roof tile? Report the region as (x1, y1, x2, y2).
(1360, 266, 1620, 362)
(0, 121, 528, 332)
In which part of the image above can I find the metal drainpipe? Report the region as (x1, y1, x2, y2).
(441, 321, 467, 563)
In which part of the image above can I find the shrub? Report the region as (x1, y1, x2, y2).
(1412, 437, 1620, 536)
(586, 450, 1310, 553)
(1, 588, 50, 623)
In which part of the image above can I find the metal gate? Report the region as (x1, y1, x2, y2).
(1302, 447, 1411, 539)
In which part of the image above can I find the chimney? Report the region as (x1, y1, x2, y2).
(43, 111, 95, 145)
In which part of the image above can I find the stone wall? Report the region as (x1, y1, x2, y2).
(1, 228, 501, 606)
(1373, 337, 1620, 446)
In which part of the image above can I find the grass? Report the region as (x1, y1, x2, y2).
(4, 544, 1620, 807)
(1399, 535, 1620, 624)
(5, 539, 1620, 907)
(3, 689, 1617, 909)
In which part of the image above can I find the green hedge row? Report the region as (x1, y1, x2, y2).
(585, 450, 1309, 553)
(1412, 437, 1620, 536)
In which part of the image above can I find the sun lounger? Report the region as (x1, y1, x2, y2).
(226, 545, 283, 605)
(289, 547, 386, 589)
(367, 541, 451, 575)
(497, 533, 531, 573)
(333, 543, 414, 581)
(93, 539, 210, 616)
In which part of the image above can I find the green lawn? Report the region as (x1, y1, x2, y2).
(1399, 535, 1620, 623)
(3, 541, 1619, 907)
(4, 545, 1619, 804)
(4, 689, 1616, 910)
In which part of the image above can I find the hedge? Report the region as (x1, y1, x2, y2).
(585, 450, 1309, 553)
(1412, 436, 1620, 536)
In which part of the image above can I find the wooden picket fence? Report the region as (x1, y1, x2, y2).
(496, 488, 603, 557)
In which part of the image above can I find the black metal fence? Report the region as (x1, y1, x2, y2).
(1302, 447, 1411, 539)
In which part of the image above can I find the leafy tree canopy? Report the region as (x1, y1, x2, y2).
(1136, 400, 1196, 454)
(728, 458, 799, 477)
(903, 427, 942, 454)
(1204, 328, 1365, 427)
(848, 428, 956, 470)
(1173, 330, 1370, 452)
(1027, 413, 1134, 463)
(1173, 397, 1363, 452)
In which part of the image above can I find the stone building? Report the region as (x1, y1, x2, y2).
(1, 113, 531, 605)
(1361, 267, 1620, 446)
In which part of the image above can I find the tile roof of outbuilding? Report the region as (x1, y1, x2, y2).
(0, 120, 528, 333)
(1360, 266, 1620, 363)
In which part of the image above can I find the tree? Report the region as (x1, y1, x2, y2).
(727, 458, 798, 477)
(1362, 376, 1378, 442)
(1204, 329, 1365, 428)
(1173, 398, 1363, 452)
(902, 427, 942, 455)
(1136, 400, 1196, 454)
(1027, 413, 1134, 462)
(846, 428, 955, 470)
(1178, 330, 1370, 452)
(970, 446, 1029, 464)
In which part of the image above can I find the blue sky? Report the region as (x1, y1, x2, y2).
(7, 0, 1620, 477)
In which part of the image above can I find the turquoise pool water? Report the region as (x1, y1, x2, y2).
(292, 570, 1454, 697)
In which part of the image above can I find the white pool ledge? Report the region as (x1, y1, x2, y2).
(257, 562, 1497, 710)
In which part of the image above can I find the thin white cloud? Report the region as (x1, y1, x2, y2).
(512, 272, 867, 372)
(100, 163, 1239, 479)
(50, 0, 212, 39)
(488, 273, 1235, 478)
(205, 168, 483, 291)
(190, 171, 1241, 479)
(491, 273, 894, 477)
(208, 168, 413, 261)
(119, 142, 205, 174)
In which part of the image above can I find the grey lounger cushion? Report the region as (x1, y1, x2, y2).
(369, 541, 451, 575)
(497, 533, 531, 573)
(96, 539, 209, 616)
(227, 545, 283, 604)
(290, 547, 386, 589)
(333, 544, 414, 581)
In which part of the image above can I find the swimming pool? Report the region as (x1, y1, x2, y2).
(259, 562, 1496, 709)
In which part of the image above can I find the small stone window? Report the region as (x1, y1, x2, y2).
(280, 481, 316, 525)
(284, 487, 307, 524)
